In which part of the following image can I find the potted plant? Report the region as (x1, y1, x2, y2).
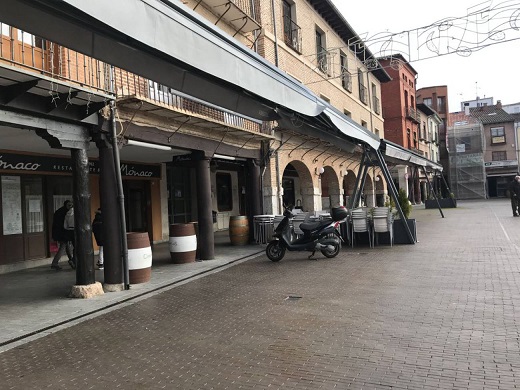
(389, 188, 417, 244)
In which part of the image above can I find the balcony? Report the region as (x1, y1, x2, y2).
(0, 26, 272, 138)
(316, 46, 331, 74)
(359, 84, 368, 105)
(341, 68, 352, 92)
(405, 106, 421, 124)
(283, 17, 302, 53)
(372, 95, 380, 115)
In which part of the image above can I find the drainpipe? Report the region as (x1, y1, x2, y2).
(110, 101, 130, 290)
(270, 0, 279, 66)
(275, 150, 282, 213)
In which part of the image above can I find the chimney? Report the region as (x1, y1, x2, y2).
(497, 100, 502, 109)
(463, 102, 470, 115)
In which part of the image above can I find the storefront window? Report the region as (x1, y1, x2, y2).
(1, 176, 22, 235)
(216, 173, 232, 211)
(24, 177, 44, 233)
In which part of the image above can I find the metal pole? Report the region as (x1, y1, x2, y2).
(270, 0, 279, 67)
(110, 101, 129, 289)
(349, 151, 366, 209)
(376, 149, 415, 244)
(422, 166, 444, 218)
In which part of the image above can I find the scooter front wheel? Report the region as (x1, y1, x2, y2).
(321, 241, 340, 258)
(266, 240, 286, 262)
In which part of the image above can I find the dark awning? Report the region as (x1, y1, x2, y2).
(2, 0, 380, 150)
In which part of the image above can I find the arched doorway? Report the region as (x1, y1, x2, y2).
(282, 161, 313, 212)
(343, 170, 356, 207)
(321, 166, 340, 209)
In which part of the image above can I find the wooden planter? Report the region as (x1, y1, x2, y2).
(425, 198, 457, 209)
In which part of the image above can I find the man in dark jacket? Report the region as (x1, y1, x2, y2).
(51, 200, 75, 270)
(509, 176, 520, 217)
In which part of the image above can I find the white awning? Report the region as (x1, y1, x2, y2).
(384, 141, 443, 171)
(2, 0, 384, 150)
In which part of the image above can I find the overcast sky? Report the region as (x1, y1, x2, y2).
(330, 0, 520, 112)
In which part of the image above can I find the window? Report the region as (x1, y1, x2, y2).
(320, 94, 330, 103)
(344, 109, 351, 117)
(372, 83, 380, 114)
(1, 23, 10, 36)
(423, 97, 432, 107)
(340, 52, 352, 92)
(491, 127, 506, 144)
(358, 69, 367, 104)
(361, 120, 367, 128)
(216, 173, 233, 211)
(316, 29, 327, 73)
(282, 1, 301, 52)
(492, 151, 507, 161)
(437, 96, 446, 113)
(460, 136, 472, 151)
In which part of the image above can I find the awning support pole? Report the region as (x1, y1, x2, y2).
(349, 150, 366, 209)
(422, 166, 444, 218)
(376, 149, 415, 244)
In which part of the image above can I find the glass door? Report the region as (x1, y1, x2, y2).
(23, 177, 46, 259)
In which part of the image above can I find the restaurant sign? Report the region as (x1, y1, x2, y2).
(484, 160, 518, 169)
(0, 153, 161, 178)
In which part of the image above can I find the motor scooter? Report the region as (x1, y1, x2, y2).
(266, 206, 348, 262)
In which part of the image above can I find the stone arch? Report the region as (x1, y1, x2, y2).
(281, 161, 314, 212)
(375, 174, 386, 206)
(320, 166, 340, 209)
(363, 173, 374, 207)
(343, 170, 356, 207)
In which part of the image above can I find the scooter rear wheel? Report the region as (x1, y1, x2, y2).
(266, 240, 286, 262)
(321, 241, 340, 258)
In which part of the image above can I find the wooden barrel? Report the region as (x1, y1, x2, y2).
(169, 223, 197, 263)
(229, 216, 249, 246)
(127, 232, 152, 284)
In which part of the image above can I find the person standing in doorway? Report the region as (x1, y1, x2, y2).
(51, 200, 74, 270)
(64, 202, 76, 268)
(508, 175, 520, 217)
(92, 208, 104, 270)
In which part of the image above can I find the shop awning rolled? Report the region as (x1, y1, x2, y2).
(2, 0, 382, 150)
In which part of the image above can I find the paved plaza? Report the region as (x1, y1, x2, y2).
(1, 199, 520, 389)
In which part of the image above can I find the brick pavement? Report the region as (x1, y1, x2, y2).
(2, 199, 520, 389)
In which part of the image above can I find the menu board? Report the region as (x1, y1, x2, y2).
(2, 176, 23, 235)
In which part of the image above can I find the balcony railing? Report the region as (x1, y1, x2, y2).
(316, 45, 330, 74)
(359, 84, 368, 105)
(283, 17, 302, 53)
(372, 95, 380, 115)
(0, 24, 111, 94)
(341, 68, 352, 92)
(227, 0, 260, 22)
(405, 106, 421, 124)
(0, 25, 269, 136)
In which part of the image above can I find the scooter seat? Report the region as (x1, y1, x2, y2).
(299, 221, 322, 232)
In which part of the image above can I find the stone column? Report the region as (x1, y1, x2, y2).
(71, 148, 95, 286)
(196, 154, 214, 260)
(98, 137, 123, 290)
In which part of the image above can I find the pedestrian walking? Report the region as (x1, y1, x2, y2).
(92, 208, 104, 269)
(508, 175, 520, 217)
(50, 200, 75, 270)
